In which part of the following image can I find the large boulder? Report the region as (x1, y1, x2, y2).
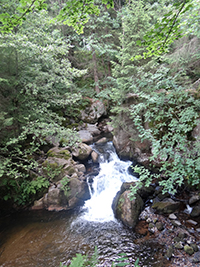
(80, 99, 106, 124)
(41, 176, 90, 211)
(112, 182, 144, 228)
(72, 143, 93, 161)
(78, 130, 93, 144)
(112, 103, 151, 165)
(32, 145, 90, 211)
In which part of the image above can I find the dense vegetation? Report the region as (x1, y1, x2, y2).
(0, 0, 200, 207)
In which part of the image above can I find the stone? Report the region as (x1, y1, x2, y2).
(186, 219, 198, 226)
(152, 198, 181, 214)
(155, 222, 164, 231)
(96, 137, 107, 144)
(72, 143, 92, 161)
(46, 186, 64, 206)
(178, 230, 187, 239)
(165, 246, 174, 259)
(190, 243, 199, 252)
(32, 198, 44, 210)
(75, 164, 86, 173)
(169, 213, 177, 220)
(91, 151, 99, 163)
(189, 194, 200, 205)
(192, 251, 200, 263)
(78, 130, 93, 144)
(80, 99, 106, 124)
(171, 220, 182, 227)
(174, 242, 184, 249)
(184, 245, 194, 255)
(86, 124, 101, 136)
(191, 205, 200, 217)
(112, 187, 144, 229)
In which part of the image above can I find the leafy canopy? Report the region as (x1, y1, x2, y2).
(0, 0, 114, 34)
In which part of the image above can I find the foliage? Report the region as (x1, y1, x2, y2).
(60, 176, 70, 197)
(129, 71, 200, 195)
(60, 246, 99, 267)
(133, 0, 194, 59)
(0, 0, 114, 34)
(61, 249, 140, 267)
(0, 9, 83, 206)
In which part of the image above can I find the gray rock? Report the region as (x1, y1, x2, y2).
(190, 243, 199, 252)
(78, 130, 93, 143)
(189, 194, 200, 205)
(152, 198, 181, 214)
(72, 143, 92, 161)
(186, 219, 198, 226)
(191, 205, 200, 217)
(75, 164, 86, 173)
(165, 246, 174, 259)
(86, 124, 101, 136)
(80, 99, 106, 124)
(171, 220, 182, 227)
(192, 251, 200, 263)
(169, 213, 177, 220)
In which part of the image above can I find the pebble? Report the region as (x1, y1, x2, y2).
(169, 213, 177, 220)
(171, 220, 182, 227)
(186, 219, 198, 226)
(184, 245, 194, 255)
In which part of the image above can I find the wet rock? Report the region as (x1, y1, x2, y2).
(72, 143, 92, 161)
(184, 245, 194, 255)
(91, 151, 99, 163)
(152, 198, 181, 214)
(112, 184, 144, 228)
(78, 130, 93, 144)
(137, 185, 155, 201)
(96, 137, 107, 144)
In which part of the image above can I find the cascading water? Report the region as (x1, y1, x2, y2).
(81, 141, 137, 222)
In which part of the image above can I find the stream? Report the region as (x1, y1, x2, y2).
(0, 142, 164, 267)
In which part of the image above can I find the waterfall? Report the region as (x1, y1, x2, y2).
(82, 142, 137, 222)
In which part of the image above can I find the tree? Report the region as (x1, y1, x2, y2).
(0, 9, 85, 205)
(0, 0, 114, 34)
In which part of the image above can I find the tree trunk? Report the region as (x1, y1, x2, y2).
(92, 48, 100, 94)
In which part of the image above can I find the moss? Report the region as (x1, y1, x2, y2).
(58, 150, 71, 160)
(65, 166, 75, 176)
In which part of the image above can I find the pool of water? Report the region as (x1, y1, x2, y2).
(0, 209, 165, 267)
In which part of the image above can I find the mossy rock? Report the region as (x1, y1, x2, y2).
(64, 166, 76, 176)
